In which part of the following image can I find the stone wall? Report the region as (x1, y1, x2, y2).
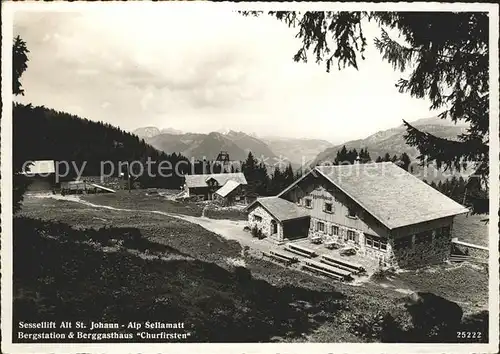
(309, 217, 362, 244)
(308, 217, 392, 262)
(247, 205, 283, 242)
(390, 228, 452, 269)
(360, 239, 393, 266)
(307, 217, 455, 268)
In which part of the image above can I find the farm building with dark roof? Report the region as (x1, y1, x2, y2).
(184, 172, 248, 203)
(21, 160, 57, 192)
(246, 162, 469, 269)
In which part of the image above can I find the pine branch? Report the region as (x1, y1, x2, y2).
(268, 11, 368, 71)
(403, 120, 488, 176)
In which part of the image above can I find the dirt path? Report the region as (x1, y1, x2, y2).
(31, 194, 273, 253)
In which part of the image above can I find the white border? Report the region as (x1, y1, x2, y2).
(1, 2, 499, 354)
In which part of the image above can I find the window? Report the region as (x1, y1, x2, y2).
(347, 230, 356, 242)
(440, 226, 451, 237)
(394, 235, 412, 249)
(347, 208, 357, 218)
(317, 221, 325, 233)
(331, 225, 339, 236)
(415, 231, 433, 244)
(304, 199, 312, 208)
(324, 202, 333, 213)
(253, 215, 262, 222)
(365, 234, 388, 251)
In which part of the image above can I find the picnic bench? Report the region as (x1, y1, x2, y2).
(310, 236, 322, 244)
(302, 264, 343, 280)
(263, 250, 299, 266)
(285, 243, 318, 258)
(324, 241, 341, 250)
(304, 260, 353, 280)
(321, 254, 365, 274)
(301, 260, 352, 281)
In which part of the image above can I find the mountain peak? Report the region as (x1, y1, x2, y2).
(133, 126, 160, 139)
(160, 127, 183, 135)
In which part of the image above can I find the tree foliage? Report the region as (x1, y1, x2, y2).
(13, 103, 197, 189)
(12, 36, 31, 213)
(252, 11, 490, 214)
(242, 152, 270, 196)
(13, 35, 29, 96)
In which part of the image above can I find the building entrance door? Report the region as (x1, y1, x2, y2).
(271, 220, 278, 235)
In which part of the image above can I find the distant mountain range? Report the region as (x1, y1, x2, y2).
(311, 116, 470, 182)
(133, 126, 183, 139)
(133, 127, 331, 165)
(312, 116, 468, 165)
(261, 137, 334, 166)
(139, 130, 275, 162)
(132, 116, 469, 180)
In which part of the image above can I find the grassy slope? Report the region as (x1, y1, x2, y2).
(451, 213, 489, 247)
(81, 190, 204, 216)
(14, 196, 490, 343)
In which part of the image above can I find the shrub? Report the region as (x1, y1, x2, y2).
(371, 266, 396, 281)
(349, 310, 399, 341)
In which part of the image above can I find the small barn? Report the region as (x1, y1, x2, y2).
(213, 180, 245, 206)
(60, 180, 116, 195)
(246, 196, 311, 243)
(184, 172, 247, 201)
(21, 160, 56, 192)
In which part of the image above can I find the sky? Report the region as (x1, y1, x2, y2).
(13, 7, 436, 143)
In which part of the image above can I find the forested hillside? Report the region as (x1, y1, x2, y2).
(13, 103, 189, 189)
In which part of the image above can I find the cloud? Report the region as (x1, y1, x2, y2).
(13, 7, 434, 142)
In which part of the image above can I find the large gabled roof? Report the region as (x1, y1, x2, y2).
(278, 162, 469, 230)
(246, 196, 310, 222)
(184, 172, 247, 188)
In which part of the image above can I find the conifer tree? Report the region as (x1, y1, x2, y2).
(248, 11, 489, 213)
(12, 36, 31, 213)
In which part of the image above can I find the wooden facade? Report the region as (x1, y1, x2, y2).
(281, 173, 389, 238)
(184, 173, 248, 202)
(213, 184, 246, 206)
(26, 175, 57, 193)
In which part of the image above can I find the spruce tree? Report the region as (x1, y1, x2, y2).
(399, 152, 412, 172)
(248, 11, 489, 214)
(12, 36, 31, 213)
